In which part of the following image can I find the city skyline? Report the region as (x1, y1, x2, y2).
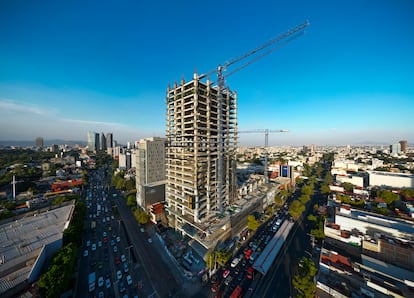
(1, 1, 413, 146)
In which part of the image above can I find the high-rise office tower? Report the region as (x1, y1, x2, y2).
(87, 131, 99, 152)
(399, 140, 407, 153)
(100, 132, 107, 151)
(390, 143, 401, 155)
(106, 133, 113, 148)
(135, 137, 166, 209)
(35, 137, 44, 148)
(165, 73, 238, 227)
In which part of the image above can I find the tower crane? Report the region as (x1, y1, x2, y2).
(239, 129, 288, 183)
(198, 21, 309, 213)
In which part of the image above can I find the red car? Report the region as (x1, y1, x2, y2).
(223, 269, 230, 278)
(211, 281, 220, 292)
(246, 267, 254, 280)
(103, 237, 108, 243)
(115, 257, 120, 264)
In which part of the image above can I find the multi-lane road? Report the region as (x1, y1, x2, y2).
(75, 167, 183, 298)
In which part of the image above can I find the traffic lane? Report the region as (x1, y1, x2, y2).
(114, 197, 179, 297)
(116, 204, 162, 294)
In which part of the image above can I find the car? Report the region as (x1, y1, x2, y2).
(211, 281, 220, 292)
(111, 215, 115, 220)
(111, 239, 115, 246)
(148, 238, 153, 243)
(140, 228, 145, 233)
(121, 254, 126, 263)
(83, 250, 88, 257)
(103, 231, 107, 237)
(117, 270, 122, 280)
(98, 241, 102, 247)
(98, 261, 103, 269)
(103, 237, 108, 243)
(115, 257, 120, 264)
(224, 276, 233, 285)
(105, 278, 111, 289)
(124, 262, 129, 273)
(247, 267, 254, 279)
(98, 276, 104, 287)
(223, 269, 230, 278)
(98, 291, 104, 298)
(126, 274, 132, 285)
(86, 240, 91, 247)
(92, 244, 97, 251)
(116, 236, 120, 243)
(119, 281, 126, 293)
(113, 245, 118, 253)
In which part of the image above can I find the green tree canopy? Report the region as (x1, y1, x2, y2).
(342, 182, 354, 193)
(376, 189, 400, 204)
(127, 194, 136, 207)
(247, 215, 259, 231)
(288, 200, 305, 220)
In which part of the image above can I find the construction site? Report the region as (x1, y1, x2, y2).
(164, 22, 310, 256)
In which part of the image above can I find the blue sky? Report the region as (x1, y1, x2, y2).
(1, 0, 413, 146)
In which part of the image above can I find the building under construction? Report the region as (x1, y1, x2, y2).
(166, 72, 238, 242)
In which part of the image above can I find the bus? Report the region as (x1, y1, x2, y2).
(230, 285, 242, 298)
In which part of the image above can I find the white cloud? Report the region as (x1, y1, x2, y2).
(0, 98, 53, 115)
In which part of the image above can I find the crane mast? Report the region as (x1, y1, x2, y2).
(203, 21, 309, 214)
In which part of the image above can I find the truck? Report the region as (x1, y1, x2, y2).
(88, 272, 96, 292)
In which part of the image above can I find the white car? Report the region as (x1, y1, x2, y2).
(113, 245, 118, 253)
(92, 244, 97, 251)
(117, 270, 122, 280)
(126, 274, 132, 286)
(103, 231, 107, 237)
(124, 262, 129, 273)
(86, 240, 91, 247)
(83, 250, 88, 257)
(116, 236, 120, 243)
(121, 254, 126, 263)
(98, 276, 104, 287)
(148, 238, 153, 243)
(98, 241, 102, 247)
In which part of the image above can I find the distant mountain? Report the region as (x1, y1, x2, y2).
(0, 139, 86, 147)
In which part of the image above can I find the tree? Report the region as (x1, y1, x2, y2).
(296, 177, 304, 185)
(320, 183, 331, 195)
(292, 257, 317, 298)
(342, 182, 354, 193)
(376, 189, 399, 204)
(127, 195, 136, 207)
(215, 250, 232, 267)
(299, 195, 310, 204)
(288, 200, 305, 220)
(274, 195, 283, 207)
(247, 215, 259, 231)
(301, 185, 313, 196)
(134, 208, 149, 225)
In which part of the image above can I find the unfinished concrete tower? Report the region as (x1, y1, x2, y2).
(166, 72, 238, 231)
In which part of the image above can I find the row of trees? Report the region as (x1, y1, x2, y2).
(292, 257, 317, 297)
(38, 195, 86, 295)
(38, 243, 77, 297)
(111, 170, 135, 192)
